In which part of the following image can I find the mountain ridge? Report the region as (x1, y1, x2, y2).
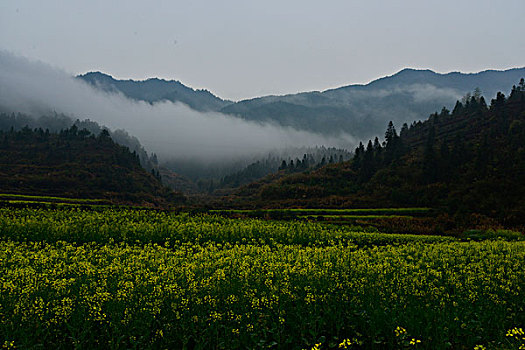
(78, 71, 231, 111)
(220, 67, 525, 139)
(78, 67, 525, 103)
(78, 67, 525, 151)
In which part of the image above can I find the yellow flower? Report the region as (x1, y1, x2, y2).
(2, 341, 15, 349)
(338, 338, 353, 348)
(311, 343, 322, 350)
(409, 338, 421, 346)
(395, 326, 407, 337)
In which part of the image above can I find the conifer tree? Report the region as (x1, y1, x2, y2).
(423, 126, 437, 183)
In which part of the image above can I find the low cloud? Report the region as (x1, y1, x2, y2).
(0, 51, 355, 163)
(405, 84, 461, 103)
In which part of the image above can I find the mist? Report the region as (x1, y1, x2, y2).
(0, 51, 355, 164)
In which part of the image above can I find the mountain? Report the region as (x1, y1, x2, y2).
(0, 122, 185, 206)
(74, 68, 525, 196)
(222, 80, 525, 225)
(221, 68, 525, 140)
(365, 68, 525, 94)
(78, 68, 525, 145)
(77, 72, 231, 112)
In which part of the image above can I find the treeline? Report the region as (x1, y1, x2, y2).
(197, 147, 352, 193)
(0, 112, 160, 174)
(0, 125, 183, 206)
(228, 79, 525, 224)
(278, 151, 348, 172)
(350, 79, 525, 189)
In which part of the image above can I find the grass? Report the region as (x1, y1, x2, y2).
(0, 193, 107, 204)
(299, 214, 414, 220)
(210, 207, 432, 216)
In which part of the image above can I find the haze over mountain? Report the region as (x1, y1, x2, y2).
(218, 67, 525, 140)
(79, 71, 231, 112)
(3, 50, 525, 194)
(78, 67, 525, 142)
(0, 52, 351, 167)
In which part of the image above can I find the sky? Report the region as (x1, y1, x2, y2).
(1, 0, 524, 101)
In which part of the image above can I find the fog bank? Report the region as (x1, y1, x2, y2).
(0, 51, 355, 163)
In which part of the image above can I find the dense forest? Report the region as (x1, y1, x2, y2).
(0, 111, 160, 174)
(224, 80, 525, 225)
(0, 125, 184, 206)
(0, 112, 353, 194)
(201, 148, 352, 193)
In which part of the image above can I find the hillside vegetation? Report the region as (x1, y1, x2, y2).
(0, 126, 184, 206)
(225, 80, 525, 225)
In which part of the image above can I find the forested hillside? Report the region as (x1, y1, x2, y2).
(0, 126, 185, 206)
(0, 111, 160, 173)
(225, 80, 525, 225)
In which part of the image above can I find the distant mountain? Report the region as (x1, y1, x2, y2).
(77, 72, 231, 112)
(221, 68, 525, 140)
(78, 68, 525, 143)
(76, 68, 525, 197)
(223, 80, 525, 224)
(366, 68, 525, 94)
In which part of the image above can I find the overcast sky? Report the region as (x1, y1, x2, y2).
(1, 0, 524, 101)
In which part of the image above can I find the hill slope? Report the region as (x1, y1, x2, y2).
(225, 80, 525, 225)
(0, 125, 185, 206)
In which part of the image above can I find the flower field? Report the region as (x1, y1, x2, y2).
(0, 208, 524, 349)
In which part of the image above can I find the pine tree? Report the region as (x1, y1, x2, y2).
(440, 107, 450, 117)
(423, 126, 437, 183)
(400, 123, 409, 137)
(452, 101, 464, 115)
(373, 137, 381, 150)
(352, 142, 365, 169)
(385, 121, 397, 146)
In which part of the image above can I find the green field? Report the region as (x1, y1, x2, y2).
(210, 207, 432, 217)
(1, 207, 524, 349)
(0, 193, 107, 204)
(298, 214, 414, 219)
